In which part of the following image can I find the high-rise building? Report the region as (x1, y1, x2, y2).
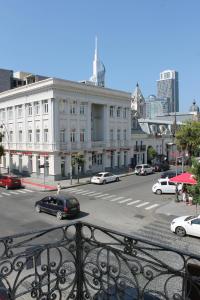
(144, 95, 169, 119)
(157, 70, 179, 112)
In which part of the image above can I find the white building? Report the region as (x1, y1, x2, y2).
(0, 77, 131, 179)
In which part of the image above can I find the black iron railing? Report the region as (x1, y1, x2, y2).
(0, 221, 200, 299)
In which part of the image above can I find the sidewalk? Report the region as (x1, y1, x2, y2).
(21, 171, 135, 191)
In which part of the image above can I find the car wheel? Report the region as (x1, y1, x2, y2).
(5, 185, 9, 190)
(56, 211, 63, 220)
(116, 177, 119, 182)
(103, 180, 106, 185)
(175, 226, 186, 237)
(144, 171, 147, 176)
(35, 205, 41, 213)
(156, 189, 162, 195)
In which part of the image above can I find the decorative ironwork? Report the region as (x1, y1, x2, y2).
(0, 221, 200, 299)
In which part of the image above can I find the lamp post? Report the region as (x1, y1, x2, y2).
(0, 122, 11, 175)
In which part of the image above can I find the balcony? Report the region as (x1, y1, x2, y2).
(91, 141, 106, 148)
(0, 221, 199, 299)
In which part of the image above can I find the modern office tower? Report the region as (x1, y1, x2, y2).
(157, 70, 179, 112)
(90, 37, 105, 87)
(144, 95, 169, 119)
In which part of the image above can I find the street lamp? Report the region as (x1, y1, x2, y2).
(0, 122, 11, 175)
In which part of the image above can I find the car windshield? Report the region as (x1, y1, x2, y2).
(136, 166, 142, 169)
(185, 216, 195, 221)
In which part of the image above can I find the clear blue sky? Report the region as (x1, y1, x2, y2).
(0, 0, 199, 112)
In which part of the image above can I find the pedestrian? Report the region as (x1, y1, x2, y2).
(188, 194, 193, 206)
(57, 182, 61, 195)
(182, 184, 188, 204)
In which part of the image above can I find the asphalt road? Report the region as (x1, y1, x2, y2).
(0, 173, 199, 255)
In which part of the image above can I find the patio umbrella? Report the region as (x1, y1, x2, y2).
(169, 172, 197, 185)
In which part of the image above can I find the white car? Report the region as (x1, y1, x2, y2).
(171, 215, 200, 237)
(135, 164, 154, 175)
(152, 178, 182, 195)
(91, 172, 119, 184)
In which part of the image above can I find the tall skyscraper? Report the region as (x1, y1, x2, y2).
(144, 95, 169, 119)
(90, 37, 105, 87)
(157, 70, 179, 112)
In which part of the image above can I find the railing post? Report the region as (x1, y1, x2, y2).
(76, 222, 83, 299)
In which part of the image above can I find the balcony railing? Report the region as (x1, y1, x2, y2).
(0, 221, 199, 299)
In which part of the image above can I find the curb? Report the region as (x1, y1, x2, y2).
(21, 172, 135, 192)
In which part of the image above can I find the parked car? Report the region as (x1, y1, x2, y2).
(0, 175, 22, 189)
(152, 178, 182, 195)
(35, 195, 80, 220)
(152, 161, 170, 172)
(171, 215, 200, 237)
(91, 172, 119, 184)
(135, 164, 154, 176)
(160, 169, 183, 179)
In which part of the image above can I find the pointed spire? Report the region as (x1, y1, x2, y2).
(136, 82, 139, 87)
(94, 36, 98, 60)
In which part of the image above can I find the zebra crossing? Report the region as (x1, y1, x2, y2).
(0, 188, 34, 197)
(67, 187, 160, 211)
(131, 219, 200, 253)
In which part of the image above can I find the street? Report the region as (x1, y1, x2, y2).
(0, 173, 200, 255)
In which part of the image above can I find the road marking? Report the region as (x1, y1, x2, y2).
(72, 190, 90, 194)
(110, 196, 124, 202)
(136, 202, 149, 208)
(145, 204, 159, 210)
(23, 189, 34, 193)
(68, 189, 83, 193)
(88, 192, 102, 196)
(118, 198, 132, 203)
(104, 195, 116, 199)
(127, 200, 141, 206)
(9, 191, 19, 195)
(95, 194, 110, 198)
(80, 191, 97, 195)
(1, 192, 11, 196)
(17, 190, 26, 193)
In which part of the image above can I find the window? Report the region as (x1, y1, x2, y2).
(80, 129, 85, 142)
(70, 129, 76, 142)
(117, 129, 120, 141)
(161, 181, 167, 186)
(123, 108, 127, 118)
(1, 109, 5, 121)
(60, 130, 65, 143)
(44, 129, 48, 143)
(17, 105, 22, 118)
(110, 129, 114, 141)
(27, 103, 32, 116)
(36, 129, 40, 143)
(97, 154, 102, 165)
(28, 130, 32, 142)
(8, 107, 13, 120)
(43, 100, 48, 114)
(92, 154, 102, 165)
(123, 129, 127, 140)
(117, 107, 121, 117)
(80, 104, 85, 115)
(18, 130, 22, 142)
(70, 102, 76, 114)
(35, 102, 40, 115)
(110, 106, 114, 117)
(9, 131, 13, 143)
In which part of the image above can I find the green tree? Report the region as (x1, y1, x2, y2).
(175, 121, 200, 165)
(187, 158, 200, 214)
(71, 153, 85, 183)
(147, 146, 157, 164)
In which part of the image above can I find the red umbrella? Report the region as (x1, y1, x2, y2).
(169, 172, 197, 185)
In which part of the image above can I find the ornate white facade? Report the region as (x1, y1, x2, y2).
(0, 78, 131, 179)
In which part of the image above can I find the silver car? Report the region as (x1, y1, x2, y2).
(135, 164, 154, 176)
(91, 172, 119, 184)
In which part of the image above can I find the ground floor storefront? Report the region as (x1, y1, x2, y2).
(0, 148, 131, 180)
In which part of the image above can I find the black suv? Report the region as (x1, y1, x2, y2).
(35, 195, 80, 220)
(160, 169, 183, 179)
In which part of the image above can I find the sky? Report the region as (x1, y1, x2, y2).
(0, 0, 200, 112)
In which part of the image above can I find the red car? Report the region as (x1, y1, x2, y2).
(0, 175, 22, 189)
